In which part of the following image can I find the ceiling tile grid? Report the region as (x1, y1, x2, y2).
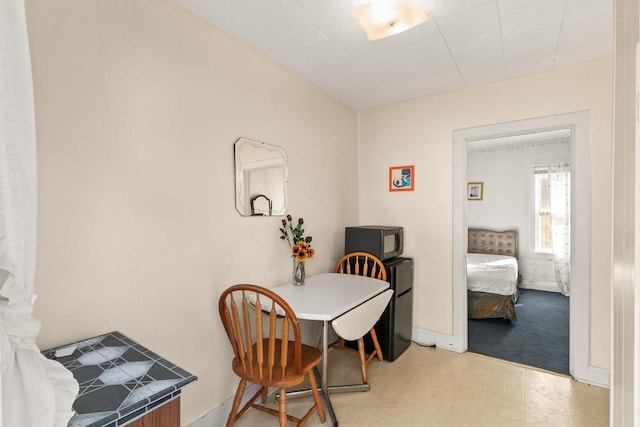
(176, 0, 613, 110)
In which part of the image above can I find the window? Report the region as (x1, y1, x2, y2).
(535, 172, 552, 251)
(534, 165, 570, 253)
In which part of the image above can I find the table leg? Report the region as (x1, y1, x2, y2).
(322, 320, 369, 396)
(278, 320, 364, 425)
(312, 367, 335, 427)
(322, 320, 329, 390)
(320, 320, 338, 426)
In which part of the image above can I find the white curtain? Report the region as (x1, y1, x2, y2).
(548, 164, 571, 296)
(0, 1, 78, 426)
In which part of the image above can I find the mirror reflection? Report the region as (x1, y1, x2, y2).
(234, 137, 288, 216)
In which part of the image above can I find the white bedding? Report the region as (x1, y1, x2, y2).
(466, 253, 518, 296)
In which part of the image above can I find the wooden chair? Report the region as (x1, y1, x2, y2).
(219, 284, 325, 427)
(331, 252, 389, 383)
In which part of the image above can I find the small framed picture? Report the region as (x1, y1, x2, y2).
(467, 182, 483, 200)
(389, 165, 415, 192)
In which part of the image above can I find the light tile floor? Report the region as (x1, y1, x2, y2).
(231, 344, 609, 426)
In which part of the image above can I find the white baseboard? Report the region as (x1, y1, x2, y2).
(412, 326, 464, 353)
(520, 281, 561, 293)
(573, 365, 610, 388)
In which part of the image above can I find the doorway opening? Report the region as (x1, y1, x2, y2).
(465, 129, 571, 374)
(452, 111, 594, 383)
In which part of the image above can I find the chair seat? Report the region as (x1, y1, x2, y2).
(232, 339, 322, 388)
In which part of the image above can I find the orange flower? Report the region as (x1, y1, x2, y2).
(291, 242, 315, 261)
(280, 214, 316, 261)
(291, 244, 302, 257)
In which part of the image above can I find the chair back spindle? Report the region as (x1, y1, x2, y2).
(335, 252, 387, 282)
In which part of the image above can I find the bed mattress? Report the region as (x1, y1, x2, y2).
(467, 253, 518, 296)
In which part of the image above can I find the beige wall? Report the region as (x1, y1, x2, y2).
(358, 57, 613, 369)
(26, 0, 358, 424)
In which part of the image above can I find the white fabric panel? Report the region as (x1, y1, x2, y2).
(0, 1, 78, 426)
(466, 253, 518, 296)
(548, 164, 571, 296)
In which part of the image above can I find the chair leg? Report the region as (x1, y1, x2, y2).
(261, 386, 268, 404)
(357, 337, 368, 384)
(308, 369, 326, 422)
(226, 378, 247, 427)
(279, 387, 287, 427)
(370, 327, 384, 361)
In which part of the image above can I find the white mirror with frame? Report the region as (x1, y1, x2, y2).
(234, 137, 288, 216)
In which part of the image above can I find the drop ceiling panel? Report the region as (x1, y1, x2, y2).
(289, 0, 359, 38)
(501, 1, 567, 77)
(497, 0, 558, 15)
(503, 41, 557, 77)
(338, 39, 466, 108)
(436, 2, 500, 45)
(448, 28, 506, 87)
(500, 1, 566, 39)
(176, 0, 614, 110)
(426, 0, 495, 20)
(557, 0, 613, 62)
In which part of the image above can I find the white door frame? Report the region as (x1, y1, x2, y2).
(452, 111, 606, 386)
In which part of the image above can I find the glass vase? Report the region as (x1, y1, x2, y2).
(292, 258, 306, 286)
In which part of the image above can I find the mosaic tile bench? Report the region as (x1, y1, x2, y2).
(42, 331, 197, 427)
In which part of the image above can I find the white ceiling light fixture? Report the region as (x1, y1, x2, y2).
(354, 0, 430, 41)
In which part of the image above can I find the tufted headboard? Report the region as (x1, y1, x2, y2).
(468, 228, 518, 259)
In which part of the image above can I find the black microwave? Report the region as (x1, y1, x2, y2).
(344, 226, 404, 261)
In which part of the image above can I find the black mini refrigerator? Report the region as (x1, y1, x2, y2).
(378, 257, 413, 361)
(345, 257, 413, 361)
(344, 226, 413, 361)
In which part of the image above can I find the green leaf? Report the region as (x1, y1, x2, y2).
(280, 236, 286, 240)
(305, 236, 312, 243)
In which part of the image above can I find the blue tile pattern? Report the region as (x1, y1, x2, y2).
(42, 331, 197, 427)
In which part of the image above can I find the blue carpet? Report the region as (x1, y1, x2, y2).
(468, 288, 569, 375)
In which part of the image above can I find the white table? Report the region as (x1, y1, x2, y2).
(271, 272, 389, 426)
